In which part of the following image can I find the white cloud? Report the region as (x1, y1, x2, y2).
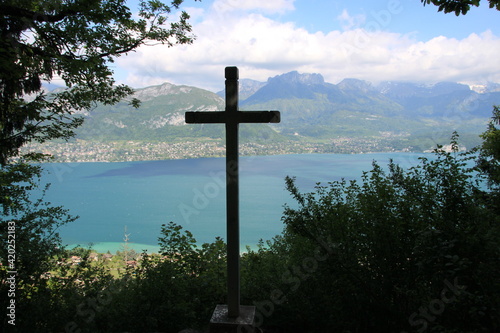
(337, 9, 366, 31)
(115, 2, 500, 92)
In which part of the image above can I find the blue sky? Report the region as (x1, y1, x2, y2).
(114, 0, 500, 91)
(285, 1, 498, 40)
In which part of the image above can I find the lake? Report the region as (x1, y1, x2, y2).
(38, 153, 426, 253)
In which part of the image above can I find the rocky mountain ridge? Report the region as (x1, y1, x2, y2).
(51, 71, 500, 158)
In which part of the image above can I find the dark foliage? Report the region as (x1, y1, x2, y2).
(0, 0, 198, 165)
(421, 0, 500, 15)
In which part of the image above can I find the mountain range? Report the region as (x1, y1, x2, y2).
(72, 71, 500, 152)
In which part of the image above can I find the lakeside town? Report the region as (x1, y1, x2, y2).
(23, 137, 413, 163)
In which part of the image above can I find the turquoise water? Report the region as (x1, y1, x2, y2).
(39, 153, 426, 253)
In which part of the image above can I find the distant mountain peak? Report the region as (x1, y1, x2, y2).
(468, 82, 500, 93)
(241, 71, 328, 104)
(377, 80, 471, 99)
(216, 78, 266, 101)
(337, 78, 375, 93)
(268, 71, 325, 85)
(133, 82, 195, 101)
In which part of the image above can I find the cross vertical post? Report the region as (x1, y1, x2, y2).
(225, 66, 240, 318)
(185, 66, 280, 321)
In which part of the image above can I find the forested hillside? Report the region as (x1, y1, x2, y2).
(29, 71, 500, 162)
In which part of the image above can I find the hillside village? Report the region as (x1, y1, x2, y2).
(23, 135, 412, 163)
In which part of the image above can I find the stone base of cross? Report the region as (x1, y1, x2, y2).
(209, 304, 256, 333)
(185, 67, 280, 328)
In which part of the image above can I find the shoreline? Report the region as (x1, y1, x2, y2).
(65, 242, 258, 254)
(20, 137, 421, 164)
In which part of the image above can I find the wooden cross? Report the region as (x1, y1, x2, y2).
(185, 67, 280, 318)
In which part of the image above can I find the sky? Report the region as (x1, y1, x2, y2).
(112, 0, 500, 92)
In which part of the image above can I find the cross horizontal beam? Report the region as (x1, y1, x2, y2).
(185, 110, 280, 124)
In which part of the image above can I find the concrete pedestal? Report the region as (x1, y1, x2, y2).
(209, 305, 257, 333)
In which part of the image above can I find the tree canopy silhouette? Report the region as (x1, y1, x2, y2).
(0, 0, 198, 164)
(421, 0, 500, 15)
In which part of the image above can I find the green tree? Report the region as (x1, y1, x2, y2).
(89, 222, 227, 332)
(263, 139, 500, 332)
(0, 0, 198, 165)
(1, 1, 199, 330)
(477, 106, 500, 187)
(475, 105, 500, 219)
(0, 162, 79, 330)
(421, 0, 500, 15)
